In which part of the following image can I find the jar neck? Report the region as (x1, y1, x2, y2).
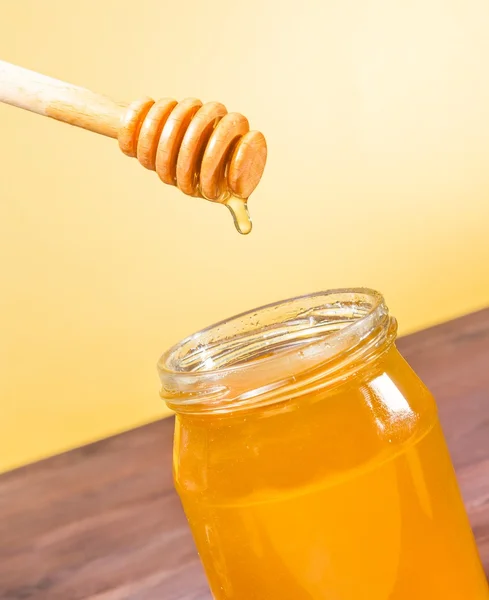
(158, 289, 398, 415)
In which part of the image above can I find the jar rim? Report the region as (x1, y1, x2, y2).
(158, 288, 396, 413)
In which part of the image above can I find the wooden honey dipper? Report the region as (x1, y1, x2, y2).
(0, 60, 267, 234)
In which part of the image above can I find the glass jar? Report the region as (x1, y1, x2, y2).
(158, 289, 489, 600)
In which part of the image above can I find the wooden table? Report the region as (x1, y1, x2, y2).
(1, 309, 488, 599)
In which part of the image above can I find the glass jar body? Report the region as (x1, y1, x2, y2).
(172, 344, 488, 600)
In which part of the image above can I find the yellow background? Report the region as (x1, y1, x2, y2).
(1, 0, 489, 473)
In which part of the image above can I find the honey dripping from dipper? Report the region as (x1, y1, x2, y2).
(225, 195, 252, 235)
(118, 98, 267, 234)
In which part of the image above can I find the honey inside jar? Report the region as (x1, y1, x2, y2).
(159, 289, 489, 600)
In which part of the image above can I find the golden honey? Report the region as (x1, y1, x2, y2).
(160, 289, 489, 599)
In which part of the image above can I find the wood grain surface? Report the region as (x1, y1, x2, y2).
(1, 309, 488, 599)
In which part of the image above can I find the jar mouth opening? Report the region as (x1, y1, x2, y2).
(159, 288, 396, 413)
